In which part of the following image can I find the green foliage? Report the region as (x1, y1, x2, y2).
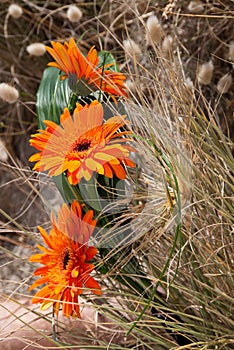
(36, 67, 72, 129)
(98, 50, 120, 72)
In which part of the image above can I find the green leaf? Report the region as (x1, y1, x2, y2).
(53, 174, 80, 205)
(98, 50, 120, 72)
(36, 67, 76, 206)
(36, 67, 72, 129)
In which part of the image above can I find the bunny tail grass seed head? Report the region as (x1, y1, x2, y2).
(184, 76, 194, 91)
(67, 5, 83, 23)
(26, 43, 46, 56)
(188, 0, 204, 13)
(0, 83, 19, 104)
(197, 60, 214, 85)
(161, 35, 174, 55)
(125, 79, 136, 93)
(123, 38, 141, 56)
(8, 3, 23, 18)
(145, 15, 164, 46)
(228, 41, 234, 61)
(216, 73, 232, 94)
(0, 139, 8, 162)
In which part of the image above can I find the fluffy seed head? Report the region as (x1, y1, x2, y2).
(26, 43, 46, 56)
(0, 139, 8, 162)
(216, 73, 232, 94)
(8, 4, 23, 18)
(161, 35, 174, 55)
(197, 60, 214, 85)
(125, 79, 136, 93)
(67, 5, 82, 22)
(0, 83, 19, 104)
(145, 15, 164, 45)
(123, 38, 141, 56)
(228, 41, 234, 61)
(184, 76, 194, 91)
(188, 0, 204, 13)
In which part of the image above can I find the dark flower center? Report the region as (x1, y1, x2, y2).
(74, 139, 91, 152)
(63, 250, 70, 270)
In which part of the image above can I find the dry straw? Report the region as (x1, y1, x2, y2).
(0, 83, 19, 104)
(8, 3, 23, 18)
(197, 60, 214, 85)
(67, 5, 83, 22)
(26, 43, 46, 56)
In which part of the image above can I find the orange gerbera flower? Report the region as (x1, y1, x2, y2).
(46, 38, 127, 97)
(29, 200, 101, 318)
(29, 100, 135, 185)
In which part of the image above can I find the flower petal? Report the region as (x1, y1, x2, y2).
(83, 276, 102, 295)
(29, 201, 100, 319)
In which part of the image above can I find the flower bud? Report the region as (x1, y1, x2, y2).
(26, 43, 46, 56)
(188, 1, 204, 13)
(145, 15, 163, 46)
(228, 41, 234, 61)
(8, 4, 23, 19)
(0, 83, 19, 104)
(216, 73, 232, 94)
(197, 60, 214, 85)
(67, 5, 82, 23)
(123, 38, 141, 56)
